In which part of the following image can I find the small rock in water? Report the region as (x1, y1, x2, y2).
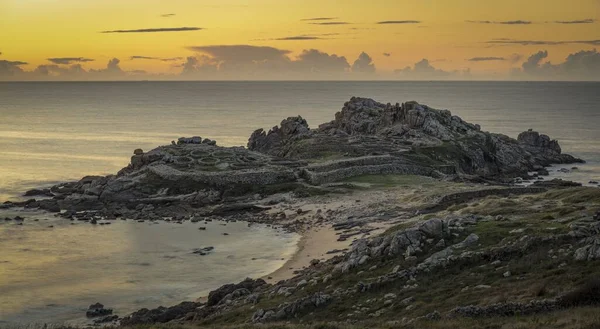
(198, 227, 207, 230)
(86, 302, 113, 318)
(223, 232, 229, 236)
(590, 181, 599, 185)
(193, 246, 215, 256)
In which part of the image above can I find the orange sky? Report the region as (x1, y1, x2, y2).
(0, 0, 599, 80)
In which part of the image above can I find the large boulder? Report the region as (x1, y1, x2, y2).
(207, 278, 267, 306)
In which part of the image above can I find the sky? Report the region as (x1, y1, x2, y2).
(0, 0, 599, 80)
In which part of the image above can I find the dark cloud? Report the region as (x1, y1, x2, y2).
(467, 20, 532, 25)
(184, 45, 374, 79)
(295, 49, 350, 73)
(129, 56, 183, 62)
(377, 20, 421, 24)
(555, 19, 595, 24)
(0, 60, 27, 77)
(275, 36, 323, 41)
(395, 59, 470, 79)
(310, 22, 351, 25)
(383, 53, 391, 57)
(101, 27, 203, 33)
(514, 49, 600, 80)
(47, 57, 94, 65)
(468, 57, 506, 62)
(301, 17, 338, 21)
(34, 64, 88, 77)
(487, 39, 600, 46)
(161, 13, 176, 17)
(187, 45, 291, 62)
(352, 52, 376, 74)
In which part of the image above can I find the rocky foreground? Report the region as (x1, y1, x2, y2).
(3, 97, 599, 329)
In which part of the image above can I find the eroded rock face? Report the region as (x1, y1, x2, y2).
(248, 116, 312, 155)
(518, 130, 561, 154)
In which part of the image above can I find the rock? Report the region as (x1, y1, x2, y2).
(384, 293, 397, 299)
(475, 285, 491, 289)
(120, 301, 200, 325)
(401, 297, 415, 305)
(454, 233, 479, 249)
(134, 149, 144, 155)
(418, 218, 447, 239)
(207, 278, 266, 306)
(86, 303, 113, 318)
(310, 259, 321, 266)
(23, 188, 53, 197)
(178, 136, 203, 145)
(574, 238, 600, 261)
(252, 292, 331, 323)
(590, 181, 599, 185)
(192, 246, 215, 256)
(94, 315, 119, 324)
(297, 280, 308, 288)
(533, 179, 582, 188)
(517, 130, 561, 154)
(503, 271, 512, 278)
(425, 311, 441, 321)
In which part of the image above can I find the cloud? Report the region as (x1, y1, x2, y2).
(161, 13, 176, 17)
(310, 22, 351, 25)
(555, 19, 595, 24)
(101, 27, 203, 33)
(377, 20, 421, 24)
(129, 56, 183, 62)
(487, 39, 600, 46)
(0, 60, 27, 76)
(467, 20, 532, 25)
(183, 45, 375, 79)
(352, 52, 376, 74)
(395, 59, 470, 79)
(468, 57, 506, 62)
(275, 36, 323, 40)
(296, 49, 350, 73)
(301, 17, 338, 21)
(383, 53, 391, 57)
(47, 57, 94, 65)
(187, 45, 291, 62)
(513, 49, 600, 80)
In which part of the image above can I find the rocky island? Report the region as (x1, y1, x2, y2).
(3, 97, 600, 329)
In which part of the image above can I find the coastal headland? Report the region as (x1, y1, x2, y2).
(2, 97, 599, 329)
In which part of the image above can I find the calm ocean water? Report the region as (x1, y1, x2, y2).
(0, 81, 599, 324)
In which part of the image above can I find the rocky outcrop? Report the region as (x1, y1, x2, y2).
(119, 301, 200, 325)
(574, 238, 600, 261)
(12, 97, 583, 217)
(252, 292, 332, 322)
(249, 97, 582, 180)
(248, 116, 312, 156)
(207, 278, 267, 306)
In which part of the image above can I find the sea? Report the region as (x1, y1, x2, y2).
(0, 81, 599, 324)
